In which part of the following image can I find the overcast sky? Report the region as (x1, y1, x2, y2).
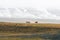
(0, 0, 60, 9)
(0, 0, 60, 21)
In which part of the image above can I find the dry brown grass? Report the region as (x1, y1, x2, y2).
(0, 22, 60, 28)
(0, 38, 46, 40)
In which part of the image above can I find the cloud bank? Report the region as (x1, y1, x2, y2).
(0, 8, 59, 20)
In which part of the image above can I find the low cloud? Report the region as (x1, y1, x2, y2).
(0, 8, 60, 20)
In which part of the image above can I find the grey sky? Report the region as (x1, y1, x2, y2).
(0, 0, 60, 9)
(0, 0, 60, 23)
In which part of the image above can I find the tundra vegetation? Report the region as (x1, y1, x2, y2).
(0, 22, 60, 40)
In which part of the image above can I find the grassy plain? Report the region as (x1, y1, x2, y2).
(0, 38, 49, 40)
(0, 22, 59, 40)
(0, 22, 60, 28)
